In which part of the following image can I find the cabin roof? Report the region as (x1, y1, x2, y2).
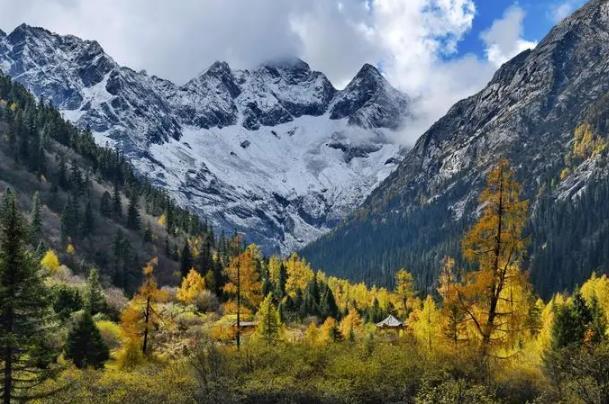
(376, 314, 404, 328)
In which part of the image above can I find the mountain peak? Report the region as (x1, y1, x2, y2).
(329, 63, 408, 129)
(259, 57, 310, 72)
(204, 60, 232, 76)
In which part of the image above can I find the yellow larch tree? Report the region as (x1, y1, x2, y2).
(410, 295, 442, 352)
(455, 159, 532, 355)
(120, 258, 168, 355)
(223, 244, 263, 313)
(394, 269, 416, 318)
(176, 268, 206, 305)
(284, 253, 314, 297)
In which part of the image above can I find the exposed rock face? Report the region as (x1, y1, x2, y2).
(302, 0, 609, 291)
(0, 24, 410, 253)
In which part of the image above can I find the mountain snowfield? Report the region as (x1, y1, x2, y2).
(0, 24, 409, 253)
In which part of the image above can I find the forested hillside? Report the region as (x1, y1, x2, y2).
(0, 73, 240, 292)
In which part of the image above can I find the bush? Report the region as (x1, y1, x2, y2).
(195, 290, 219, 313)
(96, 320, 123, 351)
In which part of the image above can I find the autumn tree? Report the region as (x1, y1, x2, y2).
(223, 245, 263, 312)
(438, 256, 468, 346)
(455, 159, 531, 355)
(411, 295, 442, 352)
(0, 191, 57, 403)
(120, 258, 167, 355)
(177, 268, 206, 305)
(395, 269, 415, 318)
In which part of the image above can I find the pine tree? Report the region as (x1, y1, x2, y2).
(275, 263, 287, 300)
(82, 199, 95, 237)
(85, 268, 107, 316)
(143, 223, 153, 242)
(112, 183, 122, 219)
(180, 243, 193, 278)
(58, 155, 69, 190)
(126, 193, 140, 230)
(61, 195, 80, 243)
(65, 310, 109, 369)
(29, 191, 42, 246)
(255, 294, 282, 344)
(319, 287, 339, 320)
(0, 191, 57, 403)
(100, 191, 112, 217)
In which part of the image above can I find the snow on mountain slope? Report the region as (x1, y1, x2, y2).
(0, 24, 409, 253)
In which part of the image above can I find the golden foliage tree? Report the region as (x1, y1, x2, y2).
(120, 258, 168, 355)
(223, 244, 263, 312)
(284, 253, 314, 297)
(455, 159, 532, 354)
(176, 268, 206, 305)
(411, 295, 442, 352)
(40, 249, 60, 272)
(438, 257, 469, 346)
(395, 269, 415, 317)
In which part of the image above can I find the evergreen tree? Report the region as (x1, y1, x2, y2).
(319, 287, 339, 320)
(143, 222, 153, 242)
(126, 193, 140, 230)
(367, 297, 384, 323)
(112, 183, 122, 219)
(85, 268, 107, 316)
(57, 155, 69, 190)
(552, 293, 592, 349)
(61, 195, 80, 243)
(82, 199, 95, 237)
(0, 191, 57, 402)
(275, 263, 287, 300)
(64, 310, 109, 369)
(255, 294, 282, 344)
(180, 243, 193, 278)
(52, 285, 83, 321)
(29, 191, 42, 246)
(100, 191, 112, 217)
(69, 160, 83, 196)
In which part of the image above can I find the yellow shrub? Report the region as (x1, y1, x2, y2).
(41, 249, 60, 272)
(96, 320, 123, 351)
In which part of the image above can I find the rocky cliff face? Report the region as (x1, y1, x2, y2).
(302, 0, 609, 292)
(0, 24, 410, 253)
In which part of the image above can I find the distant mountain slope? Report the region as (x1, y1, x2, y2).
(0, 25, 410, 254)
(0, 73, 227, 292)
(302, 0, 609, 296)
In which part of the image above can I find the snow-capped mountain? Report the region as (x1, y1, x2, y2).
(0, 23, 410, 253)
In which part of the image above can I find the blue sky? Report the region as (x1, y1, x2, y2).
(458, 0, 587, 59)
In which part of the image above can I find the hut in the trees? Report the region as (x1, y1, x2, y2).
(375, 315, 404, 330)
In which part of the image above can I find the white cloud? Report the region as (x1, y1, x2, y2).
(481, 6, 537, 68)
(0, 0, 538, 145)
(550, 0, 585, 23)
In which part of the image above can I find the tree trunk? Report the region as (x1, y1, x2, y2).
(142, 296, 151, 355)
